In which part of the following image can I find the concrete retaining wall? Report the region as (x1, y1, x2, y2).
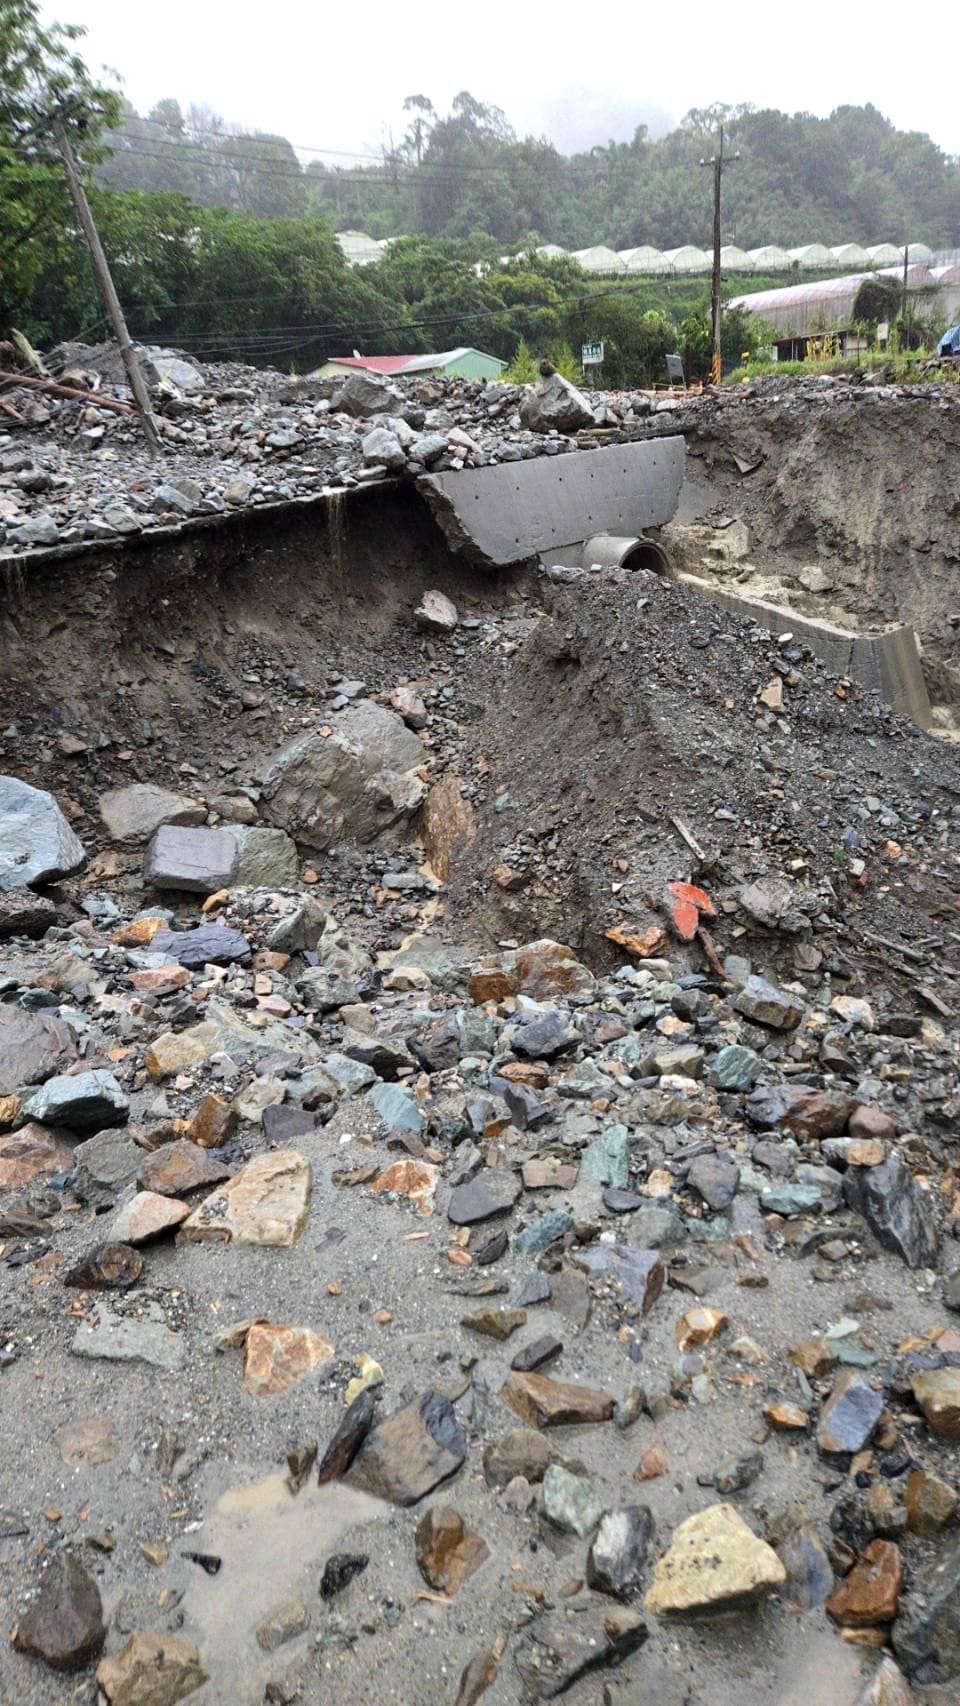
(419, 437, 686, 568)
(681, 574, 932, 727)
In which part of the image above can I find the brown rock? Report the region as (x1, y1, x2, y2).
(522, 1158, 579, 1190)
(178, 1149, 311, 1247)
(96, 1630, 208, 1704)
(13, 1551, 105, 1672)
(849, 1105, 896, 1142)
(110, 1191, 190, 1245)
(462, 1308, 526, 1340)
(128, 965, 189, 994)
(0, 1122, 74, 1193)
(500, 1370, 614, 1428)
(415, 1505, 491, 1595)
(137, 1141, 231, 1197)
(347, 1390, 467, 1506)
(764, 1400, 810, 1431)
(482, 1428, 584, 1489)
(55, 1416, 120, 1467)
(242, 1324, 335, 1398)
(316, 1388, 378, 1484)
(789, 1338, 838, 1378)
(64, 1243, 144, 1290)
(782, 1088, 853, 1138)
(675, 1307, 727, 1351)
(112, 916, 168, 946)
(497, 1061, 549, 1089)
(187, 1092, 237, 1149)
(468, 969, 514, 1005)
(421, 775, 476, 883)
(905, 1468, 958, 1535)
(453, 1642, 502, 1706)
(370, 1159, 438, 1215)
(912, 1368, 960, 1438)
(634, 1446, 669, 1481)
(826, 1540, 902, 1627)
(0, 1093, 22, 1127)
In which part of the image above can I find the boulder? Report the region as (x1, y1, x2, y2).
(225, 825, 299, 887)
(178, 1149, 311, 1247)
(415, 589, 458, 632)
(143, 825, 239, 894)
(0, 775, 85, 891)
(0, 887, 56, 939)
(346, 1390, 467, 1505)
(843, 1152, 939, 1269)
(518, 371, 595, 434)
(361, 426, 406, 470)
(22, 1069, 129, 1131)
(0, 1008, 77, 1095)
(333, 370, 403, 417)
(99, 784, 205, 845)
(261, 701, 427, 850)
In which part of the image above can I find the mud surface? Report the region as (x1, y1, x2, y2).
(1, 412, 959, 1706)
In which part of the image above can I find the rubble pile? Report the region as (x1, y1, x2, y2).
(1, 367, 960, 1705)
(3, 340, 957, 562)
(0, 345, 662, 555)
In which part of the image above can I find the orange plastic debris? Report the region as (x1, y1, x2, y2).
(666, 880, 716, 940)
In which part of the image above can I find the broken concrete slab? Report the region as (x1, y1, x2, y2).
(420, 436, 685, 568)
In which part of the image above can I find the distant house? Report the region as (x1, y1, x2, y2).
(313, 347, 507, 381)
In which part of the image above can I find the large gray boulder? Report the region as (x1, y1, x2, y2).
(519, 372, 595, 434)
(0, 776, 85, 891)
(333, 371, 403, 418)
(227, 825, 299, 888)
(260, 701, 427, 850)
(99, 784, 205, 845)
(143, 825, 239, 894)
(0, 1009, 78, 1096)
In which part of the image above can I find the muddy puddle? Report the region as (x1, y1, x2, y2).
(179, 1468, 387, 1704)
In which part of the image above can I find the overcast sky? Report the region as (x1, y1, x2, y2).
(48, 0, 960, 160)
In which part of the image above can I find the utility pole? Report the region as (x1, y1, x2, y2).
(901, 243, 910, 346)
(54, 117, 162, 454)
(700, 125, 739, 386)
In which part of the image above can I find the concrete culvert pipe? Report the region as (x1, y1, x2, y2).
(582, 532, 673, 575)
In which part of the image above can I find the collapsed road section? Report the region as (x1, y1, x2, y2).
(1, 350, 960, 1706)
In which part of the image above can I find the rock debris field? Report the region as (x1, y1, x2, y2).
(1, 347, 960, 1706)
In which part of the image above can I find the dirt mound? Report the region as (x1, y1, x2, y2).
(448, 568, 960, 995)
(665, 384, 960, 706)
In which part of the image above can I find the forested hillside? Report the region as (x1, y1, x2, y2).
(98, 93, 960, 250)
(3, 0, 956, 389)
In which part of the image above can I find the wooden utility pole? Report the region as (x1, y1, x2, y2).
(700, 125, 739, 386)
(902, 243, 910, 345)
(54, 118, 162, 454)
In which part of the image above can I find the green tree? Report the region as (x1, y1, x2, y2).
(0, 0, 120, 326)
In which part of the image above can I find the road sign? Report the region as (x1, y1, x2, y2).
(581, 341, 604, 366)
